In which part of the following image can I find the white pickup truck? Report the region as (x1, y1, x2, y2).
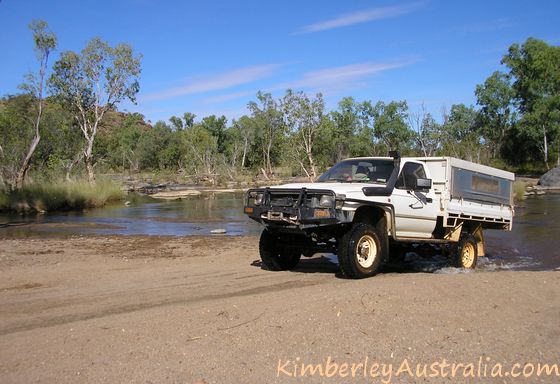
(244, 152, 514, 278)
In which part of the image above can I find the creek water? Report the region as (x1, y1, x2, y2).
(1, 192, 559, 272)
(0, 193, 261, 238)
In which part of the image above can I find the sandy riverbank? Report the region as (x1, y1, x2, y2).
(0, 235, 559, 383)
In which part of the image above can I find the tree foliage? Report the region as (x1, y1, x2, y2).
(13, 20, 57, 189)
(501, 38, 560, 168)
(2, 36, 559, 189)
(49, 38, 142, 182)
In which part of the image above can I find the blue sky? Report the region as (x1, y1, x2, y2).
(1, 0, 559, 124)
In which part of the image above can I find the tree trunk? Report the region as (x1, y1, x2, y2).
(85, 157, 95, 183)
(84, 138, 96, 184)
(297, 158, 312, 182)
(306, 150, 317, 180)
(65, 154, 81, 182)
(16, 64, 46, 190)
(265, 140, 273, 178)
(543, 125, 549, 170)
(15, 132, 41, 190)
(260, 168, 269, 180)
(241, 137, 248, 168)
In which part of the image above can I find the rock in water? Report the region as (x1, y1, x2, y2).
(538, 167, 560, 187)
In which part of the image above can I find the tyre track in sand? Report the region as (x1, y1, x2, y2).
(0, 236, 337, 336)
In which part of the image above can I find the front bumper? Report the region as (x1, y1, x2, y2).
(244, 187, 348, 228)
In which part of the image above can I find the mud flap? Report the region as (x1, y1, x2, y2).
(472, 224, 485, 257)
(376, 216, 390, 264)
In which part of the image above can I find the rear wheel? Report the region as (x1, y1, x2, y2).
(453, 234, 478, 269)
(259, 229, 301, 270)
(338, 223, 384, 278)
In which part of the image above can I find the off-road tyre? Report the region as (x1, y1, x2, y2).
(452, 233, 478, 269)
(337, 223, 384, 278)
(259, 229, 301, 270)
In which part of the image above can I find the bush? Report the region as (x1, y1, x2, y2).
(513, 180, 527, 203)
(0, 180, 124, 213)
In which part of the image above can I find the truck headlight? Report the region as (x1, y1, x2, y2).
(319, 195, 334, 207)
(255, 193, 264, 205)
(247, 191, 264, 205)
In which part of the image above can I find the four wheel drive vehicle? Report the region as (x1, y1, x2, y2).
(244, 152, 515, 278)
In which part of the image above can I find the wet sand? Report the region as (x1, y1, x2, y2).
(1, 235, 559, 383)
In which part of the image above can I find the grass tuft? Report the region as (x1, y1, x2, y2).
(513, 180, 527, 203)
(0, 181, 124, 213)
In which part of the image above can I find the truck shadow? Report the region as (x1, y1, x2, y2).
(251, 253, 456, 278)
(293, 255, 341, 275)
(251, 255, 340, 275)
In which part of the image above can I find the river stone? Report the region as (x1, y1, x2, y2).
(210, 229, 227, 234)
(538, 167, 560, 187)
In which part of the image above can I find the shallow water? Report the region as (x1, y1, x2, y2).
(1, 192, 559, 271)
(394, 193, 560, 273)
(482, 192, 560, 271)
(0, 193, 262, 237)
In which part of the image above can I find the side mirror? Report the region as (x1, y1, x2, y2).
(415, 178, 432, 191)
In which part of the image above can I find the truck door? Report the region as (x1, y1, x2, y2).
(391, 161, 439, 239)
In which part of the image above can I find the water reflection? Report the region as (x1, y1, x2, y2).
(0, 193, 261, 237)
(0, 192, 559, 271)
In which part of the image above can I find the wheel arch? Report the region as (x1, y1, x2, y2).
(350, 203, 394, 263)
(352, 203, 395, 239)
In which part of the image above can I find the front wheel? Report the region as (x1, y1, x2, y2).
(453, 234, 478, 269)
(337, 223, 384, 278)
(259, 229, 301, 271)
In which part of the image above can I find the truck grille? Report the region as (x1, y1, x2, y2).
(270, 193, 298, 207)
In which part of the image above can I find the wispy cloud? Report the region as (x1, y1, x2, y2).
(142, 64, 282, 101)
(200, 90, 257, 105)
(456, 18, 514, 34)
(193, 60, 416, 108)
(278, 60, 417, 93)
(295, 2, 425, 34)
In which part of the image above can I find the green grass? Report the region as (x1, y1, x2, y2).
(513, 180, 527, 203)
(0, 180, 124, 213)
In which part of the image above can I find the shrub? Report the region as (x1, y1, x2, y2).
(0, 180, 124, 213)
(513, 180, 527, 203)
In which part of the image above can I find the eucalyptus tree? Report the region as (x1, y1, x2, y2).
(201, 115, 227, 153)
(442, 104, 481, 161)
(49, 38, 142, 182)
(329, 97, 361, 162)
(15, 20, 57, 189)
(475, 71, 516, 158)
(180, 123, 219, 183)
(409, 104, 441, 157)
(502, 38, 560, 168)
(281, 90, 325, 180)
(230, 115, 257, 168)
(371, 100, 413, 154)
(0, 95, 35, 187)
(248, 92, 285, 179)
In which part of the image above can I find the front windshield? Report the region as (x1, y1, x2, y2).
(317, 159, 394, 184)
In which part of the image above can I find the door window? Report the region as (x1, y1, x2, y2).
(396, 162, 426, 190)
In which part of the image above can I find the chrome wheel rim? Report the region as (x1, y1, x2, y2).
(356, 235, 377, 268)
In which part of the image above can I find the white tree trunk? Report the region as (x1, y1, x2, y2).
(543, 125, 549, 170)
(84, 136, 96, 184)
(241, 137, 248, 168)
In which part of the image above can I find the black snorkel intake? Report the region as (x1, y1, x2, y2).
(362, 151, 401, 197)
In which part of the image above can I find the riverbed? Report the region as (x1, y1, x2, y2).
(1, 192, 559, 272)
